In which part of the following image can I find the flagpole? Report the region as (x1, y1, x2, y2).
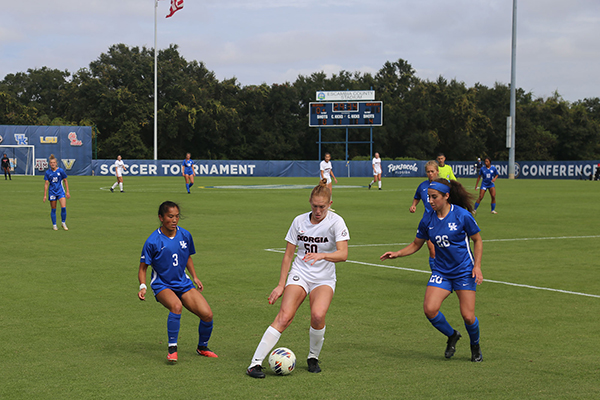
(153, 0, 158, 160)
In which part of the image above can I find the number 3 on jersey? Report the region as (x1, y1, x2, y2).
(435, 235, 450, 248)
(172, 253, 179, 266)
(304, 244, 318, 253)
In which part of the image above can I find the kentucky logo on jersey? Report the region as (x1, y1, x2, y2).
(14, 133, 28, 145)
(179, 241, 187, 249)
(448, 222, 458, 231)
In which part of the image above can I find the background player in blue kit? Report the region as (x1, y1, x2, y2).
(138, 201, 217, 362)
(381, 178, 484, 362)
(182, 153, 196, 194)
(43, 154, 70, 231)
(474, 157, 499, 214)
(409, 160, 439, 269)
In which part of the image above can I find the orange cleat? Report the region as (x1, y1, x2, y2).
(197, 346, 218, 358)
(167, 346, 178, 363)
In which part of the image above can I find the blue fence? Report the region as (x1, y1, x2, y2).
(92, 159, 600, 180)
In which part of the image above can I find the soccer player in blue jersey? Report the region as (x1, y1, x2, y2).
(138, 201, 217, 363)
(381, 178, 484, 362)
(182, 153, 196, 194)
(43, 154, 70, 231)
(474, 157, 499, 214)
(409, 160, 439, 269)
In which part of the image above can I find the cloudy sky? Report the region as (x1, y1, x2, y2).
(1, 0, 598, 102)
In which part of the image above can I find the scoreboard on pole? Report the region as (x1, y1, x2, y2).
(309, 101, 383, 127)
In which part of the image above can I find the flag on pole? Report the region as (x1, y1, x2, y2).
(166, 0, 183, 18)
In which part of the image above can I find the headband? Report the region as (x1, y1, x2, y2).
(429, 181, 450, 193)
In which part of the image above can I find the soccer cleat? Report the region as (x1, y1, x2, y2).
(52, 225, 58, 231)
(471, 344, 483, 362)
(120, 190, 124, 193)
(368, 183, 372, 190)
(167, 346, 178, 363)
(307, 357, 321, 373)
(197, 346, 218, 358)
(378, 188, 382, 190)
(246, 365, 266, 379)
(110, 187, 114, 192)
(62, 222, 68, 231)
(445, 330, 461, 358)
(491, 210, 497, 214)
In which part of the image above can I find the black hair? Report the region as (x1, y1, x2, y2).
(158, 201, 180, 217)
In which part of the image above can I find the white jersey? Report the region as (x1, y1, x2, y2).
(320, 160, 333, 181)
(372, 157, 382, 175)
(285, 211, 350, 282)
(114, 159, 126, 177)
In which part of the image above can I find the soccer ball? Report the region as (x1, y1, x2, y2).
(268, 347, 296, 375)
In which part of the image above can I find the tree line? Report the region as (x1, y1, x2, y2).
(1, 43, 599, 161)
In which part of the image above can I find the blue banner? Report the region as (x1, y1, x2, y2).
(92, 159, 600, 180)
(0, 125, 92, 175)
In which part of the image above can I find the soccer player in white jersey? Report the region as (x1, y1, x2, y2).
(138, 201, 218, 362)
(110, 155, 127, 193)
(43, 154, 70, 231)
(368, 152, 382, 190)
(381, 178, 484, 362)
(319, 153, 337, 193)
(247, 179, 350, 378)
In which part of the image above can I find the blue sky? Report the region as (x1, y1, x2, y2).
(1, 0, 599, 102)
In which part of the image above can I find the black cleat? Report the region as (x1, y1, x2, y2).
(307, 357, 321, 373)
(470, 344, 483, 362)
(247, 365, 265, 379)
(368, 183, 372, 190)
(110, 188, 114, 192)
(445, 330, 461, 358)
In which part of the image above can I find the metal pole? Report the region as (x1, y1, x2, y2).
(508, 0, 517, 178)
(318, 128, 322, 161)
(154, 1, 158, 160)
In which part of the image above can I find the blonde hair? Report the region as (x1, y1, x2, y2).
(49, 154, 56, 161)
(311, 179, 331, 201)
(425, 160, 439, 170)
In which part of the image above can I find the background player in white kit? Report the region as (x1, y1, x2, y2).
(368, 152, 382, 190)
(320, 153, 337, 193)
(247, 179, 350, 378)
(110, 155, 127, 193)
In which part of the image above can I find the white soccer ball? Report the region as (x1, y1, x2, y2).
(268, 347, 296, 375)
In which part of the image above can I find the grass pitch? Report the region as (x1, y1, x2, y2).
(1, 175, 599, 399)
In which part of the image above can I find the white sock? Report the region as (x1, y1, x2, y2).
(370, 180, 375, 185)
(378, 181, 381, 188)
(249, 325, 281, 368)
(308, 326, 326, 359)
(119, 182, 123, 191)
(111, 182, 118, 189)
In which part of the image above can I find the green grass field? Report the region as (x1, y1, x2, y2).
(1, 175, 599, 399)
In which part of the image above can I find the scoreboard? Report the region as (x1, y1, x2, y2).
(309, 101, 383, 127)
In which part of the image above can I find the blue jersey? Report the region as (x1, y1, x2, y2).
(140, 226, 196, 292)
(413, 179, 434, 214)
(44, 167, 67, 200)
(182, 159, 195, 175)
(416, 205, 480, 278)
(479, 165, 499, 188)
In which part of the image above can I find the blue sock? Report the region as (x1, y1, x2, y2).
(428, 257, 435, 270)
(167, 312, 181, 345)
(198, 319, 213, 347)
(465, 317, 480, 345)
(186, 183, 190, 193)
(474, 202, 480, 210)
(189, 182, 194, 188)
(491, 203, 496, 212)
(428, 312, 454, 337)
(51, 209, 57, 225)
(61, 207, 67, 223)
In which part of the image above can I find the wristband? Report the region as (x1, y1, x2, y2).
(139, 283, 147, 291)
